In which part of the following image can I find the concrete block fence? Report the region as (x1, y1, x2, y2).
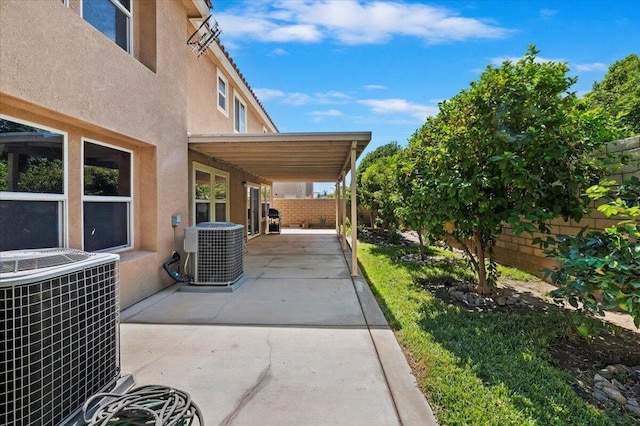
(272, 198, 336, 228)
(495, 136, 640, 278)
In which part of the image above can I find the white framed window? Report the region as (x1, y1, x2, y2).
(192, 162, 229, 225)
(0, 115, 68, 251)
(217, 70, 228, 116)
(234, 93, 247, 133)
(82, 139, 133, 252)
(81, 0, 132, 53)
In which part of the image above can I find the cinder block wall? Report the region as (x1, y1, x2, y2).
(272, 198, 337, 228)
(495, 136, 640, 277)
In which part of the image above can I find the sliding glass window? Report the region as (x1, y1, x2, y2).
(0, 116, 66, 251)
(83, 139, 132, 252)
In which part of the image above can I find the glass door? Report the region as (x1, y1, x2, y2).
(247, 185, 260, 238)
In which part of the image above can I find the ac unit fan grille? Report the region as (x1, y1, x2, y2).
(0, 261, 119, 425)
(196, 227, 244, 284)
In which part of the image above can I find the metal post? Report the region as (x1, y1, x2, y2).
(336, 179, 341, 235)
(350, 141, 358, 277)
(341, 174, 347, 250)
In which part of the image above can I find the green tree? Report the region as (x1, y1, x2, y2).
(360, 154, 399, 230)
(543, 177, 640, 328)
(395, 144, 444, 260)
(17, 158, 64, 193)
(406, 46, 614, 294)
(356, 142, 401, 227)
(583, 53, 640, 136)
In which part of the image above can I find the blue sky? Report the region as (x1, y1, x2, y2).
(212, 0, 639, 191)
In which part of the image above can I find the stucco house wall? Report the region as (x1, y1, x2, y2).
(0, 0, 276, 309)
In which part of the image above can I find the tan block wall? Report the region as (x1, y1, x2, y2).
(272, 199, 337, 228)
(495, 136, 640, 278)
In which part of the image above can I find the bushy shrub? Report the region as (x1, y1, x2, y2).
(542, 176, 640, 328)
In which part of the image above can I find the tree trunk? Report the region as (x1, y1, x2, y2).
(417, 230, 426, 260)
(474, 230, 490, 295)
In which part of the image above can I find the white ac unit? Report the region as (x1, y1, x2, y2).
(0, 248, 120, 426)
(185, 222, 244, 286)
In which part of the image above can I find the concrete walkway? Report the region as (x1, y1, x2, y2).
(120, 229, 436, 425)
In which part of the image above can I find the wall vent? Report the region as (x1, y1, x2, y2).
(185, 222, 244, 286)
(0, 249, 120, 425)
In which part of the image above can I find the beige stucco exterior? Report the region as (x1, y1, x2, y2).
(0, 0, 275, 308)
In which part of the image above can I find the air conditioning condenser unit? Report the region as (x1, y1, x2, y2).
(184, 222, 244, 286)
(0, 249, 122, 425)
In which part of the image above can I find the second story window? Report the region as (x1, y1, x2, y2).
(217, 72, 228, 115)
(234, 95, 247, 133)
(83, 0, 132, 53)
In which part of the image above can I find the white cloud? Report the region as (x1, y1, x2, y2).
(489, 56, 609, 74)
(358, 98, 438, 121)
(490, 55, 566, 65)
(363, 84, 388, 90)
(574, 62, 608, 72)
(283, 92, 314, 105)
(316, 91, 351, 103)
(311, 109, 344, 121)
(254, 88, 349, 105)
(216, 1, 510, 45)
(539, 9, 558, 19)
(269, 47, 290, 56)
(254, 88, 285, 101)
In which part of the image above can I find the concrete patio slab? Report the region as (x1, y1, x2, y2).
(120, 229, 436, 425)
(244, 254, 349, 279)
(123, 278, 365, 326)
(120, 324, 399, 425)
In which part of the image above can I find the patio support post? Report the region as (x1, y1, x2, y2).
(336, 178, 341, 235)
(341, 174, 347, 250)
(350, 141, 358, 277)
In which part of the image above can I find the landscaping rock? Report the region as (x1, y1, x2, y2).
(628, 398, 639, 407)
(615, 364, 632, 374)
(496, 296, 506, 306)
(598, 368, 615, 380)
(626, 404, 640, 416)
(505, 297, 516, 305)
(602, 386, 627, 405)
(594, 374, 612, 388)
(593, 389, 610, 403)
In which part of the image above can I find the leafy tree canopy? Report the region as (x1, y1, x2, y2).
(404, 45, 615, 293)
(356, 141, 401, 186)
(583, 53, 640, 137)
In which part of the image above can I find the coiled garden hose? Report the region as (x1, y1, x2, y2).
(83, 384, 203, 426)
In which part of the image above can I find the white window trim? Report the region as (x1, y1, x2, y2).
(0, 114, 68, 248)
(81, 137, 134, 253)
(234, 91, 247, 133)
(80, 0, 133, 55)
(217, 69, 229, 117)
(192, 162, 230, 225)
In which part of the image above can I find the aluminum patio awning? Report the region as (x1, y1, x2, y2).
(187, 132, 371, 182)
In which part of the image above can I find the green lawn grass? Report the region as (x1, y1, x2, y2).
(358, 242, 635, 425)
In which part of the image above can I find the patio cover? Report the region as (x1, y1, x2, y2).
(188, 131, 371, 276)
(187, 132, 371, 182)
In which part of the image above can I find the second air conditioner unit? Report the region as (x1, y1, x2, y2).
(0, 249, 121, 426)
(184, 222, 244, 286)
